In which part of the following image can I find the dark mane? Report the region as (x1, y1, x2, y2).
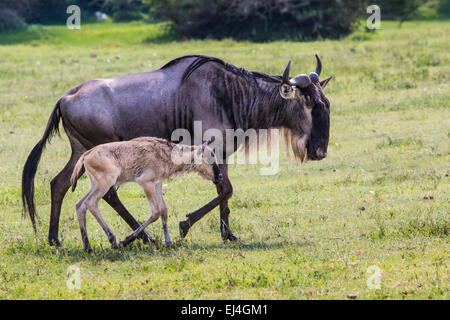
(251, 72, 283, 83)
(160, 55, 282, 86)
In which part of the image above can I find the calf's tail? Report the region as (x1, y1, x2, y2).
(70, 152, 88, 192)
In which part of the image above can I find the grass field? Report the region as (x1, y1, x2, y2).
(0, 20, 448, 299)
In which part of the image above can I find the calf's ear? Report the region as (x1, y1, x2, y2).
(320, 76, 332, 89)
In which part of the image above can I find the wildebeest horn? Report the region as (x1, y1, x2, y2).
(314, 54, 322, 76)
(290, 74, 311, 88)
(282, 60, 291, 83)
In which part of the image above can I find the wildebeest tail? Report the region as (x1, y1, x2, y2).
(21, 98, 62, 232)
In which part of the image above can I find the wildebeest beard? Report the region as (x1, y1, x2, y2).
(290, 132, 308, 163)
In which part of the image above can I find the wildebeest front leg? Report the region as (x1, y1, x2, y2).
(217, 165, 237, 241)
(179, 164, 237, 241)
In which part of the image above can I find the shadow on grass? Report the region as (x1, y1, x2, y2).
(187, 239, 312, 251)
(48, 238, 312, 263)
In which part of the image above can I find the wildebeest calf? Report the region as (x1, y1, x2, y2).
(70, 137, 222, 250)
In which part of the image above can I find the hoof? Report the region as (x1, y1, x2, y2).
(137, 230, 156, 244)
(179, 220, 191, 239)
(165, 241, 173, 247)
(221, 226, 239, 242)
(227, 233, 239, 242)
(111, 241, 119, 250)
(222, 232, 239, 242)
(49, 237, 62, 247)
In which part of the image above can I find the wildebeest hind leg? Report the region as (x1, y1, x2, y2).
(49, 152, 80, 246)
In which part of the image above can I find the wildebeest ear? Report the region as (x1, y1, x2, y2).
(320, 76, 332, 89)
(279, 83, 296, 99)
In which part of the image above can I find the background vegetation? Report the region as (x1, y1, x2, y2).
(145, 0, 366, 41)
(1, 0, 450, 38)
(0, 19, 448, 299)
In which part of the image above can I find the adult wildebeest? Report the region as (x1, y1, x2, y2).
(22, 54, 332, 246)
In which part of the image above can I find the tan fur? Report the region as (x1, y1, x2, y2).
(71, 137, 219, 250)
(290, 133, 308, 163)
(282, 128, 293, 165)
(242, 128, 303, 165)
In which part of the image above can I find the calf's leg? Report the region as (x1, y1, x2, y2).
(120, 182, 161, 248)
(103, 188, 155, 243)
(84, 180, 118, 249)
(75, 188, 93, 251)
(155, 184, 172, 247)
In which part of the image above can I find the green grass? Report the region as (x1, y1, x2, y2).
(0, 20, 448, 299)
(0, 21, 169, 46)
